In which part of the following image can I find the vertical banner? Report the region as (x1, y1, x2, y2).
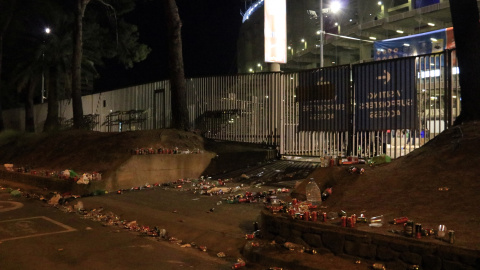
(297, 66, 349, 131)
(354, 58, 417, 131)
(264, 0, 287, 63)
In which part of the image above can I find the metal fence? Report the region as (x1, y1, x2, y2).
(186, 50, 459, 160)
(3, 51, 459, 160)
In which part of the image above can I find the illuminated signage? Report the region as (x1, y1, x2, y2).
(264, 0, 286, 63)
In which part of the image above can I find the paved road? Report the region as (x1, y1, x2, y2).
(0, 160, 371, 270)
(0, 192, 233, 270)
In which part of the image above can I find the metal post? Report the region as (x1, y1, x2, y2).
(41, 52, 45, 103)
(320, 0, 324, 67)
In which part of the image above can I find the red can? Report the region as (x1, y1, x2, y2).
(304, 211, 309, 221)
(245, 234, 255, 239)
(322, 212, 327, 222)
(311, 211, 317, 222)
(233, 262, 245, 269)
(341, 216, 347, 227)
(347, 217, 354, 227)
(393, 217, 409, 224)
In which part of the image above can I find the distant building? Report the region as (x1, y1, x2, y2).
(237, 0, 461, 73)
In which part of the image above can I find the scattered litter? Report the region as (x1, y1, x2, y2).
(283, 242, 305, 252)
(372, 262, 386, 270)
(233, 258, 246, 269)
(10, 190, 21, 197)
(4, 164, 13, 171)
(74, 201, 84, 212)
(217, 252, 226, 258)
(48, 193, 61, 205)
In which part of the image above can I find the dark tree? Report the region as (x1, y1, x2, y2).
(71, 0, 151, 130)
(0, 0, 17, 132)
(164, 0, 190, 130)
(449, 0, 480, 124)
(71, 0, 90, 129)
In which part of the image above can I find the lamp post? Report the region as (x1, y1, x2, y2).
(41, 27, 51, 103)
(320, 0, 324, 67)
(319, 1, 341, 68)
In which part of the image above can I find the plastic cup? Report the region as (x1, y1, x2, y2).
(437, 225, 447, 238)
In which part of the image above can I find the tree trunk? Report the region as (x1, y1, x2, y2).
(0, 0, 16, 132)
(0, 34, 5, 132)
(164, 0, 189, 130)
(449, 0, 480, 124)
(24, 80, 37, 132)
(71, 0, 90, 129)
(44, 67, 59, 132)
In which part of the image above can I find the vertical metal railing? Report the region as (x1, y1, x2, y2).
(17, 51, 459, 161)
(185, 73, 282, 145)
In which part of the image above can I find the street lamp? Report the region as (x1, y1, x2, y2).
(319, 0, 341, 67)
(301, 38, 307, 49)
(42, 27, 51, 103)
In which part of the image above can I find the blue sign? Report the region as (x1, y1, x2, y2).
(415, 0, 439, 9)
(374, 29, 446, 60)
(298, 67, 349, 132)
(354, 58, 417, 131)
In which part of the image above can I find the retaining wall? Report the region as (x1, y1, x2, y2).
(0, 153, 215, 194)
(261, 210, 480, 270)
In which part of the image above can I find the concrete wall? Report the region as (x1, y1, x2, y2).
(0, 153, 215, 194)
(104, 153, 216, 191)
(260, 210, 480, 270)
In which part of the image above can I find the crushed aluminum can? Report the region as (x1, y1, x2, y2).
(393, 216, 409, 224)
(199, 245, 207, 252)
(232, 259, 246, 269)
(357, 214, 368, 223)
(245, 233, 255, 240)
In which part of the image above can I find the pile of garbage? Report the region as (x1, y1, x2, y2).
(3, 163, 102, 185)
(263, 196, 456, 245)
(131, 147, 203, 155)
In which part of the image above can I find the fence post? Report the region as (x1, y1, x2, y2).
(444, 50, 453, 128)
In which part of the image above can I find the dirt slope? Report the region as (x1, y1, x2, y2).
(294, 121, 480, 251)
(0, 129, 205, 175)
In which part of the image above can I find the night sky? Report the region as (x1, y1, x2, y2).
(95, 0, 243, 91)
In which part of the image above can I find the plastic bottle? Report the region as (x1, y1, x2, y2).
(306, 178, 322, 206)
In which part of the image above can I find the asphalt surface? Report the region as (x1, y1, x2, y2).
(0, 192, 235, 270)
(0, 160, 371, 270)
